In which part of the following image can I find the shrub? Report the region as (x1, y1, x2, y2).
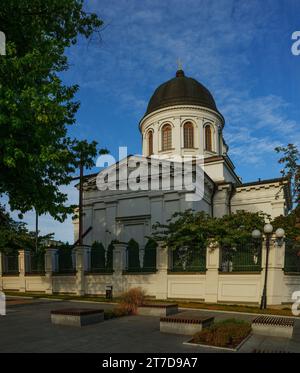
(192, 319, 251, 348)
(118, 287, 146, 315)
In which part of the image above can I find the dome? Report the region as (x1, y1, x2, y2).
(144, 69, 223, 119)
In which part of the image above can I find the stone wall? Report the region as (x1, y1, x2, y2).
(0, 240, 299, 305)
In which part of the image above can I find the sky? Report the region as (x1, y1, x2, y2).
(4, 0, 300, 242)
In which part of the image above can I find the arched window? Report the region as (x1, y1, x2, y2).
(205, 125, 212, 151)
(147, 131, 153, 156)
(162, 124, 172, 151)
(183, 122, 194, 148)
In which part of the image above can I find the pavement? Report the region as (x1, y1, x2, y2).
(0, 298, 299, 353)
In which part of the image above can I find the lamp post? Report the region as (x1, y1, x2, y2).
(252, 225, 285, 309)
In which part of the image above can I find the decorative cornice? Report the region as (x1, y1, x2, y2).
(139, 105, 225, 132)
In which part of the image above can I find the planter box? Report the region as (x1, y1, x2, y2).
(137, 303, 178, 317)
(160, 313, 214, 335)
(183, 333, 252, 352)
(51, 308, 104, 327)
(252, 316, 294, 339)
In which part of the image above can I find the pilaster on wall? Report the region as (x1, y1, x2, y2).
(213, 184, 232, 218)
(205, 241, 220, 303)
(155, 241, 168, 300)
(44, 248, 58, 294)
(18, 250, 30, 292)
(112, 243, 127, 296)
(264, 235, 285, 305)
(75, 245, 90, 296)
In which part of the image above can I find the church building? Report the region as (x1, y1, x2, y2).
(76, 69, 291, 249)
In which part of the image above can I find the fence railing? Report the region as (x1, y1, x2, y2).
(126, 246, 157, 272)
(57, 249, 76, 274)
(170, 246, 206, 272)
(220, 240, 262, 273)
(2, 253, 19, 275)
(284, 239, 300, 273)
(26, 252, 45, 274)
(90, 246, 113, 273)
(142, 246, 156, 272)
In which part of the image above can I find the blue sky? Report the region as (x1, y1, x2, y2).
(4, 0, 300, 242)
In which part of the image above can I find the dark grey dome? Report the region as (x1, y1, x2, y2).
(144, 70, 222, 119)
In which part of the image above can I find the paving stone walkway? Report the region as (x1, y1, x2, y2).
(0, 299, 299, 353)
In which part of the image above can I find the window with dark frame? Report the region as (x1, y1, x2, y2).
(183, 122, 194, 148)
(162, 124, 172, 151)
(148, 130, 153, 156)
(205, 125, 212, 151)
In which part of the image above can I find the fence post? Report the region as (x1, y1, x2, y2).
(205, 241, 220, 303)
(75, 245, 89, 296)
(262, 235, 285, 305)
(18, 249, 29, 292)
(44, 248, 57, 294)
(112, 243, 127, 296)
(155, 241, 168, 300)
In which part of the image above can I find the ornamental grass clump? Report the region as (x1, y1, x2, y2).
(192, 319, 251, 349)
(117, 287, 146, 315)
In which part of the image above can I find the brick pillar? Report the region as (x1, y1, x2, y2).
(263, 235, 285, 305)
(44, 248, 57, 294)
(75, 245, 89, 296)
(155, 241, 168, 300)
(18, 249, 29, 292)
(205, 241, 220, 303)
(112, 243, 127, 296)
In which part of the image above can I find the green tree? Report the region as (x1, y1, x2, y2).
(143, 238, 157, 271)
(275, 143, 300, 206)
(91, 241, 106, 272)
(127, 239, 140, 271)
(273, 209, 300, 240)
(0, 1, 103, 221)
(0, 204, 54, 253)
(106, 241, 114, 272)
(152, 209, 267, 250)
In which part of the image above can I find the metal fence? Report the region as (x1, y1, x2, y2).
(90, 244, 114, 273)
(142, 245, 156, 272)
(57, 248, 75, 274)
(284, 239, 300, 273)
(27, 252, 45, 274)
(220, 240, 262, 272)
(170, 246, 206, 272)
(126, 240, 157, 272)
(2, 253, 19, 274)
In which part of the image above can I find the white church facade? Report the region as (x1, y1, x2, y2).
(76, 69, 291, 249)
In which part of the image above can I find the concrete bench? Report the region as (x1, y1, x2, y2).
(51, 308, 104, 327)
(137, 303, 178, 317)
(252, 316, 295, 339)
(160, 313, 214, 335)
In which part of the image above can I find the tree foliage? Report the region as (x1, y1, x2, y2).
(0, 1, 104, 221)
(0, 204, 54, 253)
(91, 241, 106, 271)
(275, 143, 300, 206)
(151, 209, 268, 250)
(127, 238, 140, 271)
(273, 208, 300, 240)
